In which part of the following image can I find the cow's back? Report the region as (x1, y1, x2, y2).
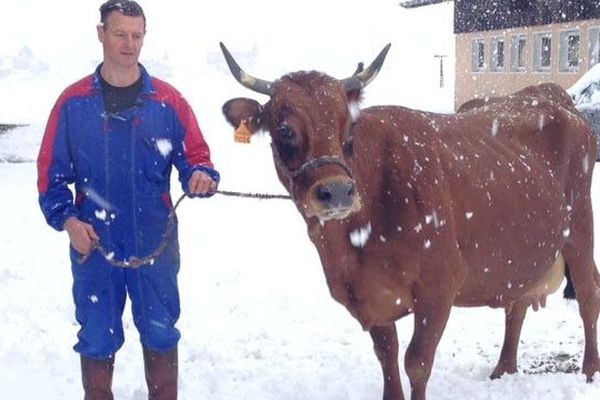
(349, 86, 595, 307)
(456, 83, 595, 184)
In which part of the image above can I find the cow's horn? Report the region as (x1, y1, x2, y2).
(341, 43, 391, 92)
(219, 42, 275, 96)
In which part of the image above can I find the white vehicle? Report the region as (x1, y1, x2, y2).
(568, 63, 600, 160)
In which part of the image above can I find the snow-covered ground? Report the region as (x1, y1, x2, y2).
(1, 1, 600, 399)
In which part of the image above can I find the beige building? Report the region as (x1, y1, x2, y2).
(454, 0, 600, 110)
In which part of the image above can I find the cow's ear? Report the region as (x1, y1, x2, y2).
(222, 97, 266, 133)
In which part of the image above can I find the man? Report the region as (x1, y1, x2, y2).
(37, 1, 219, 398)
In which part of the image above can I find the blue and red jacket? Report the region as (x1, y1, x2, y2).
(37, 64, 219, 264)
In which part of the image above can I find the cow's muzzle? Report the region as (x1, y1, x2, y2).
(312, 176, 360, 220)
(271, 144, 361, 220)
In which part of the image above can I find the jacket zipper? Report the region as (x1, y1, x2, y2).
(103, 113, 112, 249)
(131, 118, 139, 257)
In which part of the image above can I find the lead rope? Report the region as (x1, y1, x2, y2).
(77, 189, 291, 268)
(216, 189, 291, 200)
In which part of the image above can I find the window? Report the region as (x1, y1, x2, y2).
(559, 30, 580, 72)
(533, 32, 552, 72)
(490, 38, 505, 72)
(541, 37, 552, 68)
(590, 28, 600, 68)
(510, 34, 527, 72)
(472, 39, 486, 71)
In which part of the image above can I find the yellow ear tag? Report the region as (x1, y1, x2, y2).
(234, 119, 252, 144)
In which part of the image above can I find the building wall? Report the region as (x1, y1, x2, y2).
(455, 18, 600, 110)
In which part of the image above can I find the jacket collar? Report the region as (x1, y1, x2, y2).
(92, 63, 155, 96)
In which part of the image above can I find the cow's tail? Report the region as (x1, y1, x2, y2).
(563, 263, 600, 300)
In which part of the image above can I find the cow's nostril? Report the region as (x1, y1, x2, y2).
(316, 186, 333, 202)
(347, 183, 355, 197)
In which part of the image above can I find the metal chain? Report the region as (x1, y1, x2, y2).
(77, 189, 290, 268)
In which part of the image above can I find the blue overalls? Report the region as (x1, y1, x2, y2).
(38, 64, 219, 358)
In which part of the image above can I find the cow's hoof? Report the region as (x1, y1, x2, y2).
(490, 364, 517, 380)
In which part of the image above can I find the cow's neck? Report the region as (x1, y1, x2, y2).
(305, 200, 418, 329)
(299, 121, 428, 327)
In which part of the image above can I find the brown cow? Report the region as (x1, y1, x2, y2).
(220, 42, 600, 400)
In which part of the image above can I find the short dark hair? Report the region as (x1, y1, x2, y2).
(99, 0, 146, 26)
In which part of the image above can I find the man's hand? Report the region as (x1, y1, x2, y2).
(188, 170, 218, 195)
(64, 217, 99, 256)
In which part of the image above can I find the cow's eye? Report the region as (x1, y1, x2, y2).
(343, 138, 354, 157)
(343, 122, 357, 157)
(274, 123, 300, 161)
(277, 123, 295, 141)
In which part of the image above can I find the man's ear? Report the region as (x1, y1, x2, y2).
(222, 97, 266, 133)
(97, 24, 105, 44)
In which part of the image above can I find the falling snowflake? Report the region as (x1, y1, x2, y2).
(155, 138, 173, 158)
(491, 118, 499, 136)
(95, 209, 107, 221)
(350, 223, 372, 248)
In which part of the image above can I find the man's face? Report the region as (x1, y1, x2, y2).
(97, 11, 145, 69)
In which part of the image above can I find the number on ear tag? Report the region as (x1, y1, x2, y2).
(234, 119, 252, 144)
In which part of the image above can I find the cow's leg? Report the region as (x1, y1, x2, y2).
(404, 297, 453, 400)
(370, 324, 404, 400)
(490, 300, 528, 379)
(564, 257, 600, 381)
(563, 201, 600, 381)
